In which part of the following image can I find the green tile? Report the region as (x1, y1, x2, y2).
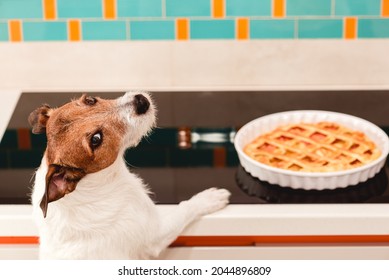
(23, 21, 67, 41)
(125, 148, 167, 167)
(335, 0, 381, 16)
(0, 130, 17, 149)
(0, 151, 7, 168)
(226, 0, 271, 16)
(31, 133, 47, 148)
(298, 19, 342, 39)
(57, 0, 102, 18)
(287, 0, 331, 16)
(190, 20, 235, 39)
(138, 128, 177, 147)
(170, 149, 213, 167)
(250, 20, 295, 39)
(130, 20, 174, 40)
(117, 0, 162, 17)
(0, 22, 9, 41)
(82, 21, 127, 40)
(10, 149, 44, 168)
(359, 19, 389, 38)
(166, 0, 210, 17)
(227, 145, 239, 167)
(0, 0, 42, 19)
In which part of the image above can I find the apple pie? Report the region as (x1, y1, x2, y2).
(244, 122, 381, 172)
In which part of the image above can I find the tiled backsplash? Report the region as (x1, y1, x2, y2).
(0, 0, 388, 41)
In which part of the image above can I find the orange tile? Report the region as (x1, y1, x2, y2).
(68, 19, 81, 41)
(9, 20, 22, 42)
(0, 236, 39, 245)
(173, 235, 389, 247)
(213, 0, 225, 18)
(344, 17, 357, 39)
(17, 128, 31, 150)
(213, 147, 226, 167)
(43, 0, 56, 20)
(104, 0, 116, 20)
(176, 18, 189, 40)
(2, 235, 389, 246)
(273, 0, 285, 18)
(383, 0, 389, 17)
(237, 18, 249, 40)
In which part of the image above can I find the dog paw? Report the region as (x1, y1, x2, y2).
(188, 188, 231, 216)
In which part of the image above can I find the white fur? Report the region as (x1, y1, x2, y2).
(31, 91, 230, 259)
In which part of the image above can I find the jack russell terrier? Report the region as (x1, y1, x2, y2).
(29, 91, 230, 259)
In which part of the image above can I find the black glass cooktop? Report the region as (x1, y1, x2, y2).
(2, 90, 389, 205)
(4, 164, 389, 205)
(142, 163, 389, 205)
(235, 164, 389, 204)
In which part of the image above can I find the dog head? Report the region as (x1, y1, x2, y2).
(28, 92, 156, 217)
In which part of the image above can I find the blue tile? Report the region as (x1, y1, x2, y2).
(57, 0, 102, 18)
(335, 0, 381, 16)
(117, 0, 162, 17)
(130, 20, 174, 40)
(23, 21, 67, 41)
(226, 0, 271, 16)
(0, 22, 8, 41)
(250, 20, 295, 39)
(166, 0, 210, 17)
(298, 19, 342, 39)
(287, 0, 331, 16)
(191, 20, 235, 39)
(0, 0, 42, 19)
(82, 21, 127, 40)
(359, 19, 389, 38)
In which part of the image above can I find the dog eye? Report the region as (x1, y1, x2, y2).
(90, 132, 102, 149)
(84, 96, 97, 106)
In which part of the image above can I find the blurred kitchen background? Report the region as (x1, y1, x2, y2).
(1, 0, 389, 204)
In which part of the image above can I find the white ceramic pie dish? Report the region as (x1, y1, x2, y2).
(234, 110, 389, 190)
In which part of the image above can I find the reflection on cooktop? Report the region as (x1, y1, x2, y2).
(236, 165, 389, 203)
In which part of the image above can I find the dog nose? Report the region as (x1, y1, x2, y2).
(133, 94, 150, 115)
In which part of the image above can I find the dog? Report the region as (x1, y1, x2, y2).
(28, 91, 230, 259)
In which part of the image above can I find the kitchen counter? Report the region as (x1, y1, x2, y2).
(2, 204, 389, 259)
(3, 203, 389, 237)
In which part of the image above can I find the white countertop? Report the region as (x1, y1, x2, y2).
(2, 204, 389, 237)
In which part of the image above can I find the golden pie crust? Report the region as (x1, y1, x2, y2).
(244, 122, 381, 172)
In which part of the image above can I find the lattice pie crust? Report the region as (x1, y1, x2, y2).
(244, 122, 381, 172)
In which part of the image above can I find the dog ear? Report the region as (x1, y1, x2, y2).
(28, 104, 52, 134)
(40, 165, 85, 218)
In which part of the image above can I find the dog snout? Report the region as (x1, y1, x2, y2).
(133, 94, 150, 115)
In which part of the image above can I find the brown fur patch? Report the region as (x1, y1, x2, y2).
(46, 95, 127, 172)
